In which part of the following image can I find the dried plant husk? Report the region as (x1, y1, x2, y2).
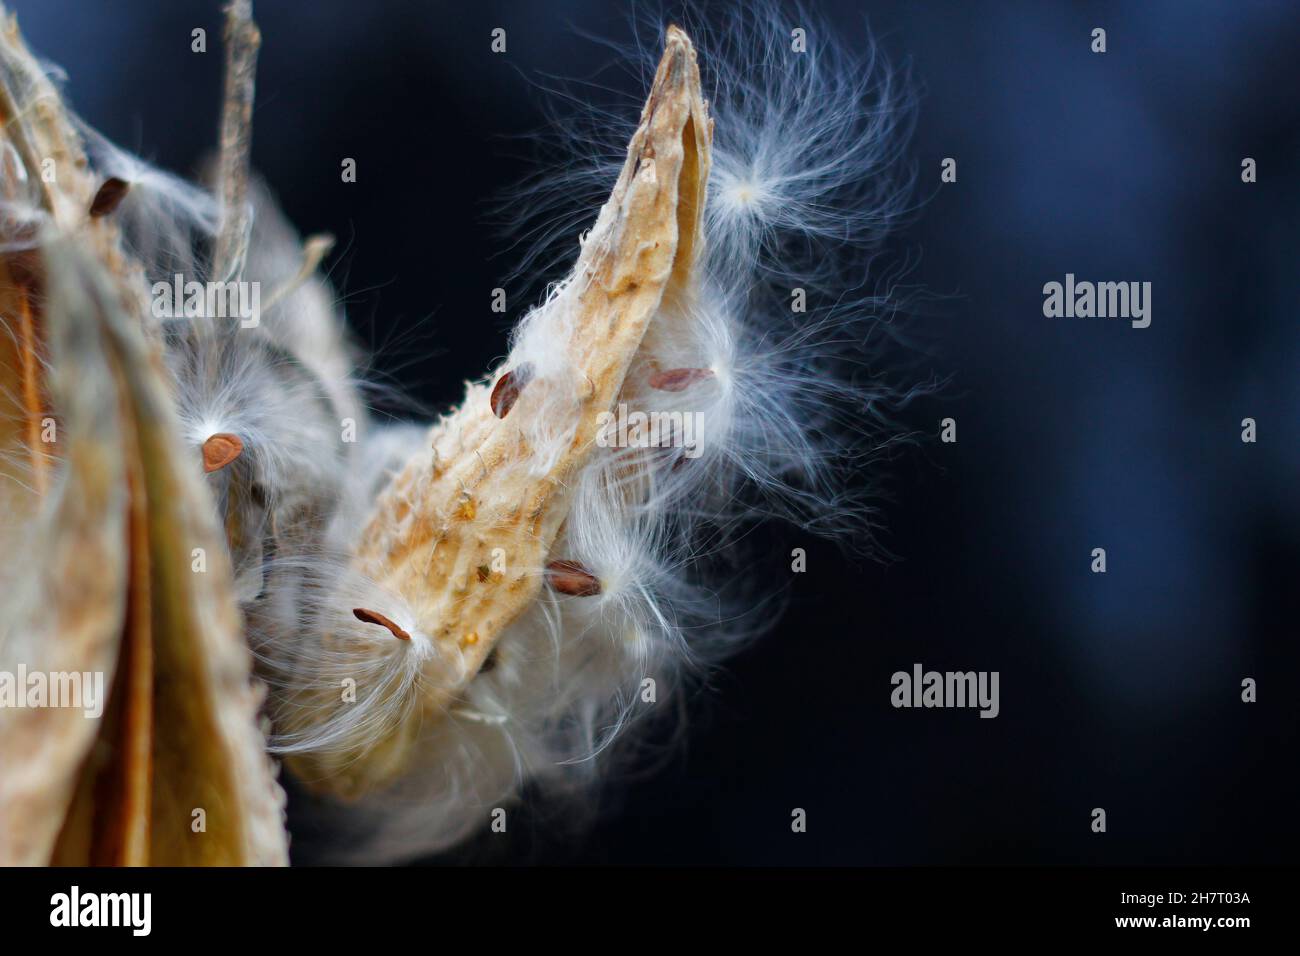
(0, 9, 286, 866)
(282, 27, 713, 795)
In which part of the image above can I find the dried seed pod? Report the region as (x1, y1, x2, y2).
(0, 3, 285, 867)
(278, 25, 712, 796)
(0, 240, 131, 865)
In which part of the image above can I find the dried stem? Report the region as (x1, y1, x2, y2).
(211, 0, 260, 282)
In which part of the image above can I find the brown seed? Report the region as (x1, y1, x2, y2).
(89, 177, 130, 218)
(202, 432, 244, 473)
(352, 608, 411, 641)
(648, 367, 713, 392)
(490, 363, 534, 418)
(476, 564, 492, 583)
(545, 559, 602, 597)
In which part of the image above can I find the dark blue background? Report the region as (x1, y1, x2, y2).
(19, 0, 1298, 863)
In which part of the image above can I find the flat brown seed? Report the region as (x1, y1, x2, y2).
(88, 177, 130, 218)
(648, 367, 713, 392)
(490, 363, 534, 418)
(202, 432, 244, 473)
(545, 560, 602, 597)
(352, 608, 411, 641)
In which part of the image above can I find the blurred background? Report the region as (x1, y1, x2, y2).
(15, 0, 1298, 864)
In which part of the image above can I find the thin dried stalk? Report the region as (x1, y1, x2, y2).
(211, 0, 261, 282)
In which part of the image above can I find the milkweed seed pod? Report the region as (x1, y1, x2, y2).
(0, 0, 916, 864)
(0, 8, 287, 863)
(265, 24, 711, 791)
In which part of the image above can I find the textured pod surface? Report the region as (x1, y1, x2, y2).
(280, 27, 713, 795)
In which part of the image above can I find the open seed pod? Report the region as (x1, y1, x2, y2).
(273, 26, 713, 797)
(0, 6, 286, 866)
